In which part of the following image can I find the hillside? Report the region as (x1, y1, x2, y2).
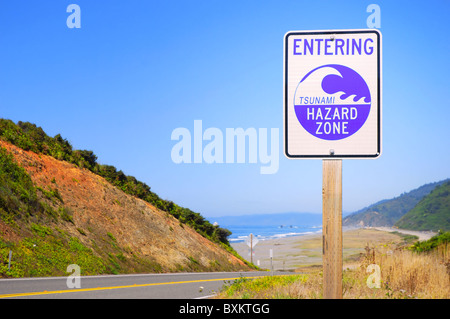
(395, 181, 450, 232)
(0, 134, 251, 277)
(343, 179, 448, 227)
(0, 119, 231, 246)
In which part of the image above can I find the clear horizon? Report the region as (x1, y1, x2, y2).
(1, 1, 449, 218)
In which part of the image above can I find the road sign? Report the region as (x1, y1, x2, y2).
(245, 233, 259, 264)
(245, 233, 259, 248)
(284, 29, 382, 158)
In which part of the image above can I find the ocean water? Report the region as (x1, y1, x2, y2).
(226, 224, 322, 243)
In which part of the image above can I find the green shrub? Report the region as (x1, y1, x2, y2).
(410, 231, 450, 252)
(0, 146, 42, 220)
(59, 206, 74, 224)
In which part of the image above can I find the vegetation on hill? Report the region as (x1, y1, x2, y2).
(0, 146, 109, 277)
(409, 231, 450, 252)
(395, 181, 450, 232)
(0, 132, 252, 277)
(343, 179, 448, 227)
(0, 119, 231, 246)
(0, 146, 41, 222)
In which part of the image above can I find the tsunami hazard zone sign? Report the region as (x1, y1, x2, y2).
(283, 29, 382, 159)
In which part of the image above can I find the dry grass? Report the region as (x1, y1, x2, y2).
(351, 242, 450, 298)
(217, 241, 450, 299)
(299, 242, 449, 299)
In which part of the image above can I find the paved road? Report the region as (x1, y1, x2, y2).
(0, 271, 290, 299)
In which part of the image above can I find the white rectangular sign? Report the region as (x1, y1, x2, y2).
(284, 29, 382, 158)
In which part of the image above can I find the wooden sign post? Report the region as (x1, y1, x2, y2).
(250, 233, 253, 264)
(246, 233, 259, 265)
(322, 159, 343, 299)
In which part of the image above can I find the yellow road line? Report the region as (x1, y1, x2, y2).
(0, 276, 256, 299)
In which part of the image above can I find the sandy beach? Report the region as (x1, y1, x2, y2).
(231, 227, 436, 271)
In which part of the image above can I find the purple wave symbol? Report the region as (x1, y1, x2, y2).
(299, 64, 371, 103)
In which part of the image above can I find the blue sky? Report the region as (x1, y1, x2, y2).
(0, 1, 449, 218)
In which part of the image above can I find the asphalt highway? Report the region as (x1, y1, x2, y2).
(0, 271, 290, 299)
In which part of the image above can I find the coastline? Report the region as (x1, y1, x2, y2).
(369, 226, 436, 241)
(232, 231, 323, 271)
(232, 227, 436, 271)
